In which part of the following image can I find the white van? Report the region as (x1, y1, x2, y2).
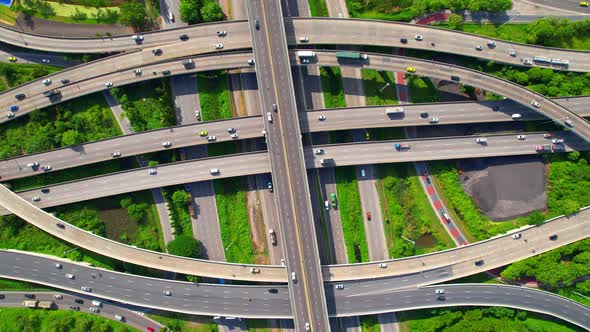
(360, 169, 366, 177)
(168, 12, 174, 21)
(511, 113, 522, 120)
(91, 300, 102, 307)
(210, 168, 220, 175)
(114, 314, 125, 322)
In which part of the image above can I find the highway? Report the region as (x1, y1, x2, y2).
(248, 0, 330, 330)
(1, 251, 589, 329)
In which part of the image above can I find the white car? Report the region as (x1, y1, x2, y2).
(89, 307, 99, 313)
(42, 59, 50, 63)
(42, 79, 51, 85)
(324, 201, 330, 210)
(509, 50, 517, 57)
(112, 151, 121, 158)
(149, 169, 157, 175)
(163, 290, 172, 296)
(299, 36, 309, 42)
(195, 111, 201, 120)
(227, 128, 236, 133)
(435, 289, 445, 294)
(415, 35, 423, 41)
(314, 149, 324, 155)
(216, 30, 227, 37)
(65, 274, 75, 279)
(230, 133, 239, 139)
(512, 233, 522, 239)
(54, 294, 63, 299)
(291, 272, 297, 281)
(43, 165, 52, 171)
(214, 43, 223, 49)
(248, 59, 255, 65)
(105, 82, 113, 88)
(132, 34, 143, 41)
(429, 117, 439, 123)
(523, 59, 533, 65)
(32, 196, 40, 202)
(516, 135, 527, 140)
(6, 112, 14, 118)
(162, 141, 172, 148)
(207, 136, 216, 142)
(335, 284, 344, 289)
(305, 322, 310, 331)
(475, 45, 483, 51)
(475, 137, 487, 144)
(267, 112, 273, 123)
(81, 286, 91, 292)
(134, 68, 142, 75)
(531, 100, 540, 108)
(379, 263, 387, 268)
(53, 263, 62, 269)
(317, 115, 326, 121)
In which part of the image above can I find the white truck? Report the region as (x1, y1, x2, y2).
(297, 51, 316, 58)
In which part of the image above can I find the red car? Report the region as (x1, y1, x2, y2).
(147, 327, 155, 332)
(366, 212, 371, 221)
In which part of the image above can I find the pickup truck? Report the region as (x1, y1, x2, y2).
(395, 143, 410, 150)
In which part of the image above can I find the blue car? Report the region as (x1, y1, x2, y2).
(9, 105, 18, 111)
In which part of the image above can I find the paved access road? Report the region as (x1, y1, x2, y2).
(0, 291, 163, 331)
(1, 251, 589, 329)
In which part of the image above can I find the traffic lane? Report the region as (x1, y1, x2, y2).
(291, 19, 590, 72)
(331, 284, 590, 329)
(0, 116, 261, 181)
(256, 173, 284, 264)
(0, 251, 293, 318)
(531, 0, 590, 13)
(0, 291, 163, 331)
(0, 49, 80, 68)
(0, 52, 253, 124)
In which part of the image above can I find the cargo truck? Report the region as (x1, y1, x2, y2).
(385, 107, 404, 116)
(38, 301, 56, 309)
(335, 51, 368, 60)
(552, 143, 566, 152)
(22, 300, 39, 308)
(535, 145, 552, 152)
(297, 51, 316, 58)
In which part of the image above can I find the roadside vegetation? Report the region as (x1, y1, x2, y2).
(545, 152, 590, 216)
(376, 163, 454, 258)
(0, 278, 49, 291)
(15, 0, 120, 25)
(334, 166, 369, 263)
(345, 0, 511, 21)
(0, 5, 18, 24)
(319, 66, 346, 108)
(362, 69, 398, 106)
(399, 307, 581, 332)
(162, 186, 193, 236)
(360, 315, 379, 332)
(112, 80, 175, 132)
(179, 0, 223, 24)
(214, 177, 254, 264)
(0, 308, 138, 332)
(246, 320, 270, 332)
(308, 0, 328, 17)
(148, 311, 218, 332)
(0, 62, 60, 92)
(366, 127, 405, 141)
(197, 71, 232, 121)
(167, 235, 200, 258)
(406, 75, 440, 103)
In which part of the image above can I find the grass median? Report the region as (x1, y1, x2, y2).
(406, 75, 440, 104)
(362, 69, 398, 106)
(308, 0, 328, 17)
(197, 70, 232, 121)
(0, 308, 138, 331)
(334, 166, 368, 263)
(319, 66, 346, 108)
(214, 177, 254, 264)
(376, 163, 454, 258)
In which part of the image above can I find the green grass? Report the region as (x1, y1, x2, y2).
(162, 186, 193, 237)
(428, 160, 542, 242)
(0, 307, 138, 332)
(545, 153, 590, 216)
(0, 5, 18, 25)
(247, 319, 270, 332)
(406, 75, 440, 104)
(197, 71, 232, 121)
(35, 1, 119, 16)
(214, 177, 254, 264)
(319, 66, 346, 109)
(334, 166, 368, 263)
(398, 307, 582, 332)
(0, 278, 49, 291)
(0, 62, 61, 92)
(452, 272, 502, 284)
(360, 315, 379, 332)
(148, 312, 219, 332)
(362, 69, 398, 106)
(308, 0, 328, 17)
(376, 163, 454, 258)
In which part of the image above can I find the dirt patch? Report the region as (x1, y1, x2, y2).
(459, 155, 547, 221)
(245, 175, 269, 265)
(99, 208, 137, 242)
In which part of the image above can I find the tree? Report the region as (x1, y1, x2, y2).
(148, 160, 159, 167)
(71, 8, 88, 21)
(120, 197, 133, 209)
(172, 190, 190, 206)
(127, 202, 148, 222)
(568, 151, 581, 161)
(179, 0, 201, 24)
(119, 0, 146, 28)
(447, 13, 463, 30)
(200, 0, 223, 22)
(167, 235, 200, 258)
(61, 129, 81, 146)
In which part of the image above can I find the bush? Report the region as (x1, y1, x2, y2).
(71, 8, 88, 21)
(119, 0, 146, 27)
(167, 235, 200, 258)
(200, 0, 223, 22)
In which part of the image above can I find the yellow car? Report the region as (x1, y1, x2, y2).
(406, 67, 416, 73)
(8, 57, 16, 62)
(581, 1, 589, 7)
(199, 131, 208, 137)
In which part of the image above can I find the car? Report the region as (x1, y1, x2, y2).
(24, 294, 35, 299)
(8, 56, 16, 62)
(429, 117, 439, 123)
(56, 223, 65, 229)
(6, 112, 14, 118)
(267, 182, 273, 192)
(324, 201, 330, 210)
(420, 112, 429, 118)
(280, 259, 285, 266)
(41, 188, 49, 194)
(179, 34, 189, 41)
(112, 151, 121, 158)
(53, 263, 62, 269)
(210, 168, 220, 175)
(516, 135, 527, 140)
(61, 79, 70, 84)
(199, 131, 208, 137)
(379, 263, 387, 268)
(475, 45, 483, 51)
(581, 1, 589, 7)
(511, 113, 522, 120)
(475, 137, 487, 144)
(299, 36, 309, 42)
(291, 272, 297, 282)
(543, 133, 554, 138)
(69, 305, 79, 311)
(250, 267, 260, 274)
(149, 169, 157, 175)
(168, 11, 174, 21)
(54, 294, 63, 299)
(437, 294, 446, 301)
(523, 59, 533, 65)
(162, 70, 171, 75)
(227, 128, 236, 133)
(272, 103, 278, 112)
(207, 136, 216, 142)
(426, 176, 431, 184)
(400, 38, 408, 44)
(531, 100, 540, 108)
(230, 133, 239, 139)
(435, 289, 445, 294)
(267, 112, 273, 123)
(509, 50, 517, 57)
(32, 196, 40, 202)
(335, 284, 344, 289)
(415, 35, 423, 41)
(255, 19, 260, 30)
(105, 82, 113, 88)
(248, 59, 255, 65)
(43, 165, 52, 171)
(487, 41, 496, 48)
(552, 138, 564, 144)
(317, 115, 326, 121)
(132, 34, 143, 41)
(301, 58, 309, 64)
(195, 111, 201, 120)
(147, 327, 155, 332)
(9, 105, 18, 111)
(475, 259, 484, 266)
(163, 290, 172, 296)
(366, 212, 371, 220)
(42, 79, 51, 85)
(564, 117, 574, 128)
(81, 286, 91, 292)
(74, 299, 84, 304)
(406, 67, 416, 73)
(305, 322, 310, 331)
(89, 307, 99, 313)
(314, 149, 324, 155)
(162, 141, 172, 148)
(65, 274, 75, 279)
(15, 93, 26, 100)
(268, 288, 278, 294)
(152, 48, 162, 56)
(133, 69, 142, 75)
(549, 234, 558, 241)
(216, 30, 227, 37)
(41, 59, 50, 63)
(512, 233, 522, 239)
(214, 43, 223, 49)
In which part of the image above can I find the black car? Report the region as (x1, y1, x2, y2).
(41, 188, 50, 194)
(437, 294, 445, 301)
(56, 223, 65, 229)
(61, 79, 70, 84)
(69, 305, 79, 310)
(179, 34, 189, 41)
(255, 19, 260, 30)
(152, 49, 162, 56)
(24, 294, 35, 299)
(268, 288, 278, 294)
(420, 112, 429, 118)
(549, 234, 558, 241)
(74, 299, 84, 304)
(15, 93, 26, 100)
(475, 260, 484, 266)
(400, 38, 408, 44)
(0, 294, 5, 299)
(426, 176, 431, 184)
(162, 70, 171, 75)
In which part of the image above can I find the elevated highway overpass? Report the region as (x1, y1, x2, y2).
(1, 250, 589, 329)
